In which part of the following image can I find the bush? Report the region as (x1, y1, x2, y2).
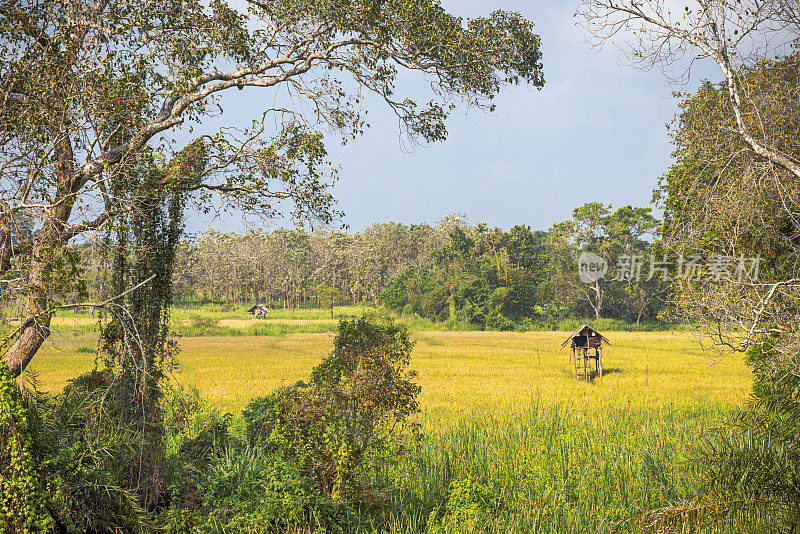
(161, 410, 353, 533)
(244, 317, 420, 498)
(200, 443, 354, 532)
(429, 477, 501, 533)
(21, 368, 149, 533)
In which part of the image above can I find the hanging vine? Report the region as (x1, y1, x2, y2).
(99, 140, 207, 506)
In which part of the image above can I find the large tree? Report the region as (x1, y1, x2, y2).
(545, 203, 660, 319)
(647, 54, 800, 533)
(0, 0, 544, 376)
(578, 0, 800, 179)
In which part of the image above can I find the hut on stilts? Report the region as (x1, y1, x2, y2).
(560, 324, 610, 383)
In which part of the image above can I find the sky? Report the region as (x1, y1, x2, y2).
(186, 0, 721, 235)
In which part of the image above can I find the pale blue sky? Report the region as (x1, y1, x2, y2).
(185, 0, 719, 234)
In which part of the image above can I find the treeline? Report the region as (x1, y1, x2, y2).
(169, 216, 454, 309)
(151, 206, 669, 327)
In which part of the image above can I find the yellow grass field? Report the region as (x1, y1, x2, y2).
(25, 329, 752, 414)
(217, 318, 339, 328)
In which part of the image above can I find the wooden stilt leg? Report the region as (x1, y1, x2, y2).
(574, 348, 579, 379)
(598, 349, 603, 385)
(583, 349, 588, 380)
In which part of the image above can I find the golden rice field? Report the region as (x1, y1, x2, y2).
(26, 328, 751, 414)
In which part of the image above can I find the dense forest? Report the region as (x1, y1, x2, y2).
(86, 204, 666, 327)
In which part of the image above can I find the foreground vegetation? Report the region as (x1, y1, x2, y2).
(155, 390, 729, 533)
(377, 404, 721, 532)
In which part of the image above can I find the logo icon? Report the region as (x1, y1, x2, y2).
(578, 252, 607, 284)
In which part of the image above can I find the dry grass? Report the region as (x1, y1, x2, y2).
(217, 318, 338, 328)
(25, 329, 751, 414)
(173, 334, 335, 410)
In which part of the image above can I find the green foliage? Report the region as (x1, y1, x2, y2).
(161, 383, 227, 457)
(244, 317, 420, 498)
(21, 369, 150, 533)
(379, 219, 667, 328)
(381, 226, 546, 327)
(656, 55, 800, 273)
(0, 362, 53, 534)
(315, 284, 342, 318)
(162, 215, 670, 328)
(429, 477, 500, 532)
(199, 443, 354, 532)
(160, 385, 355, 533)
(97, 143, 204, 508)
(645, 54, 800, 533)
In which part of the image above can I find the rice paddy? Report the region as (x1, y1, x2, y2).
(26, 321, 751, 415)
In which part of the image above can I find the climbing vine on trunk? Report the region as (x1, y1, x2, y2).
(99, 141, 207, 506)
(0, 362, 53, 533)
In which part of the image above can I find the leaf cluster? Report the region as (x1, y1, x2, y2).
(244, 316, 420, 498)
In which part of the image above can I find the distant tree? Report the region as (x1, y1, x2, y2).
(315, 284, 341, 318)
(507, 225, 546, 270)
(378, 221, 546, 328)
(545, 203, 661, 319)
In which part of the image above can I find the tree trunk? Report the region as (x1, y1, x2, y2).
(3, 136, 77, 376)
(0, 212, 13, 274)
(592, 279, 603, 319)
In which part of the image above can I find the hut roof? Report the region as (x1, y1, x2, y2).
(560, 323, 611, 348)
(247, 305, 269, 313)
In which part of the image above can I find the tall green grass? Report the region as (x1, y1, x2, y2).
(173, 322, 335, 337)
(366, 402, 727, 533)
(171, 306, 483, 336)
(168, 306, 673, 335)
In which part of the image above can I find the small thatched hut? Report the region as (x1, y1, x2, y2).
(247, 304, 270, 317)
(560, 324, 610, 382)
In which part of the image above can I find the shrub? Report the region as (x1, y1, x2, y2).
(244, 317, 420, 498)
(161, 383, 224, 456)
(429, 477, 501, 533)
(21, 368, 149, 533)
(161, 414, 353, 533)
(201, 443, 354, 532)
